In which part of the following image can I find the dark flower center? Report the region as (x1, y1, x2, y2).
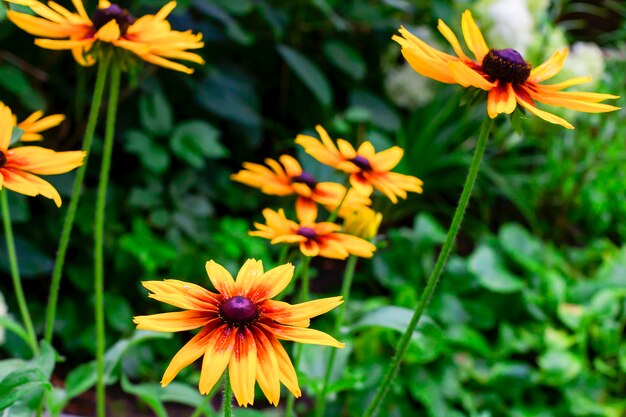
(296, 227, 317, 239)
(292, 172, 318, 189)
(350, 155, 373, 171)
(92, 4, 135, 36)
(0, 151, 6, 169)
(481, 48, 531, 85)
(219, 296, 258, 325)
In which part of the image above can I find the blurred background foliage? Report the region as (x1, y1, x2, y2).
(0, 0, 625, 416)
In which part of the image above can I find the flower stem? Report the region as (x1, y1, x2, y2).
(362, 117, 494, 417)
(315, 254, 357, 417)
(44, 55, 111, 343)
(1, 190, 38, 355)
(327, 186, 350, 223)
(284, 255, 312, 417)
(223, 373, 233, 417)
(94, 61, 121, 417)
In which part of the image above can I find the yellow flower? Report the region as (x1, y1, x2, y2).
(249, 204, 376, 259)
(134, 259, 344, 406)
(7, 0, 204, 73)
(393, 10, 620, 129)
(15, 110, 65, 142)
(231, 154, 371, 213)
(342, 206, 382, 241)
(295, 125, 423, 203)
(0, 102, 85, 207)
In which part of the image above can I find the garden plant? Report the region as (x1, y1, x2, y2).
(0, 1, 624, 417)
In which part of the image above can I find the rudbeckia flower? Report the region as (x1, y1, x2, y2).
(393, 10, 620, 129)
(0, 103, 85, 206)
(249, 204, 376, 259)
(295, 125, 423, 203)
(16, 110, 65, 142)
(134, 259, 344, 406)
(342, 206, 382, 241)
(231, 154, 371, 213)
(7, 0, 204, 73)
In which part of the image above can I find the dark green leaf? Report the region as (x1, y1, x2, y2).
(324, 40, 365, 80)
(139, 90, 173, 137)
(170, 120, 227, 168)
(277, 45, 333, 107)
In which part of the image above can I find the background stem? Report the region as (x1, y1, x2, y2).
(223, 373, 233, 417)
(94, 62, 121, 417)
(316, 255, 358, 417)
(1, 190, 38, 355)
(44, 56, 111, 343)
(362, 117, 494, 417)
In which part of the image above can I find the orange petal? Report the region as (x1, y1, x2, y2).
(228, 328, 257, 407)
(199, 326, 236, 394)
(133, 310, 215, 332)
(235, 259, 264, 295)
(448, 61, 495, 90)
(246, 263, 295, 302)
(205, 261, 236, 297)
(461, 10, 489, 63)
(529, 49, 568, 83)
(161, 324, 216, 386)
(487, 82, 517, 117)
(142, 280, 220, 311)
(260, 323, 344, 348)
(251, 326, 281, 405)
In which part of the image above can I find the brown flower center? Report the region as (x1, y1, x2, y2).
(481, 48, 531, 85)
(296, 227, 317, 239)
(350, 155, 373, 171)
(219, 296, 258, 326)
(292, 172, 318, 189)
(0, 151, 6, 169)
(92, 4, 135, 36)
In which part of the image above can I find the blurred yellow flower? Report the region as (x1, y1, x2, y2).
(7, 0, 204, 73)
(393, 10, 620, 128)
(295, 125, 423, 203)
(343, 206, 382, 241)
(250, 204, 376, 259)
(231, 154, 370, 213)
(134, 259, 344, 406)
(0, 102, 84, 206)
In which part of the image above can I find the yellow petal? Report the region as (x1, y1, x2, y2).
(205, 260, 236, 297)
(228, 328, 257, 407)
(199, 326, 236, 394)
(161, 325, 215, 386)
(263, 323, 345, 348)
(133, 311, 214, 332)
(461, 10, 489, 63)
(448, 61, 495, 90)
(235, 259, 264, 295)
(529, 48, 568, 83)
(246, 263, 294, 302)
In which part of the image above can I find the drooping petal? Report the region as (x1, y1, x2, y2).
(250, 326, 281, 406)
(161, 324, 216, 386)
(487, 82, 517, 117)
(228, 327, 257, 407)
(199, 326, 237, 394)
(448, 61, 495, 90)
(515, 93, 574, 130)
(266, 333, 301, 397)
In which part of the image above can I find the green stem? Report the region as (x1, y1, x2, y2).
(44, 55, 111, 343)
(1, 190, 38, 355)
(284, 256, 312, 417)
(277, 244, 289, 266)
(362, 117, 494, 417)
(223, 373, 233, 417)
(315, 255, 357, 417)
(95, 62, 121, 417)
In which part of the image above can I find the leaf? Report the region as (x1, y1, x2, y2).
(323, 40, 365, 80)
(538, 349, 582, 385)
(0, 368, 50, 409)
(170, 120, 227, 169)
(124, 130, 170, 174)
(104, 294, 133, 332)
(65, 362, 98, 399)
(498, 223, 545, 273)
(0, 236, 53, 277)
(277, 45, 333, 107)
(0, 316, 30, 346)
(468, 246, 525, 293)
(139, 90, 173, 137)
(349, 90, 400, 131)
(0, 66, 46, 111)
(121, 376, 168, 417)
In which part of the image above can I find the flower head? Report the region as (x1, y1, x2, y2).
(15, 110, 65, 142)
(393, 10, 620, 129)
(231, 154, 371, 213)
(342, 206, 382, 241)
(7, 0, 204, 73)
(0, 102, 85, 206)
(249, 204, 376, 259)
(295, 125, 423, 203)
(133, 259, 344, 406)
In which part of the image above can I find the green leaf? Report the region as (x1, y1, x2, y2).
(0, 316, 30, 345)
(170, 120, 227, 169)
(124, 130, 170, 174)
(0, 66, 45, 111)
(139, 90, 173, 137)
(277, 45, 333, 107)
(65, 362, 97, 399)
(468, 246, 524, 293)
(324, 40, 365, 80)
(105, 294, 133, 332)
(349, 90, 400, 131)
(0, 368, 50, 409)
(538, 349, 582, 385)
(121, 376, 168, 417)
